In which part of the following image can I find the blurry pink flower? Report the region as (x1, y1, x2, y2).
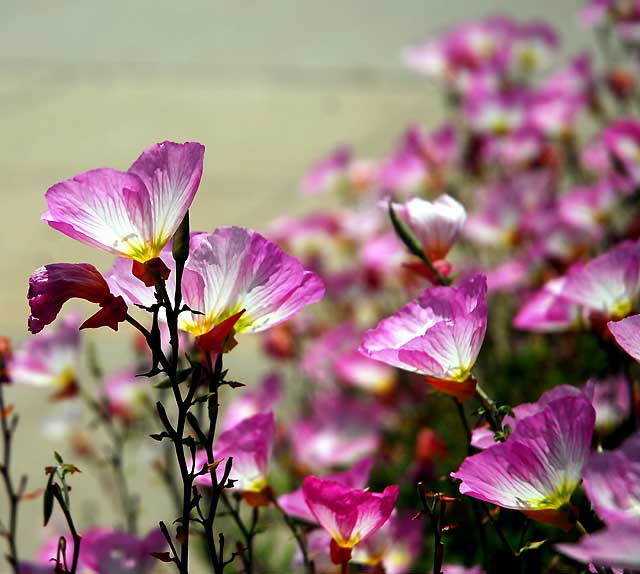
(582, 432, 640, 526)
(278, 457, 374, 523)
(509, 21, 558, 75)
(178, 227, 325, 336)
(334, 349, 396, 395)
(453, 395, 595, 528)
(584, 375, 631, 434)
(351, 511, 422, 574)
(465, 88, 525, 135)
(391, 195, 466, 261)
(442, 565, 485, 574)
(195, 412, 275, 497)
(221, 371, 282, 431)
(301, 146, 352, 195)
(10, 314, 80, 393)
(302, 476, 399, 563)
(27, 263, 128, 334)
(608, 313, 640, 362)
(360, 275, 487, 401)
(379, 148, 430, 196)
(103, 369, 150, 421)
(556, 523, 640, 571)
(558, 181, 617, 238)
(292, 529, 336, 574)
(42, 141, 204, 262)
(603, 119, 640, 187)
(513, 275, 581, 332)
(562, 241, 640, 320)
(80, 528, 166, 574)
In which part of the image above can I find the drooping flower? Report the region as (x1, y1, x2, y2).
(556, 523, 640, 571)
(582, 432, 640, 526)
(194, 412, 275, 502)
(608, 313, 640, 362)
(359, 274, 487, 401)
(390, 195, 466, 261)
(178, 227, 325, 337)
(42, 141, 204, 263)
(562, 241, 640, 321)
(27, 263, 128, 334)
(9, 314, 81, 394)
(453, 395, 596, 528)
(302, 476, 399, 564)
(278, 457, 374, 523)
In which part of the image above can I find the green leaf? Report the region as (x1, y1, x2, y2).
(518, 539, 547, 554)
(43, 473, 55, 526)
(53, 451, 63, 464)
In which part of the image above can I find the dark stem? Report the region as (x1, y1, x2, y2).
(269, 493, 313, 573)
(221, 492, 254, 574)
(52, 487, 82, 574)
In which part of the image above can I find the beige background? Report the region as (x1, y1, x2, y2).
(1, 0, 585, 565)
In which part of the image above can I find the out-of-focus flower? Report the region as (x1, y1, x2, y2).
(556, 523, 640, 571)
(42, 141, 204, 263)
(221, 372, 282, 432)
(301, 146, 352, 195)
(513, 275, 581, 332)
(103, 369, 150, 422)
(27, 263, 128, 334)
(557, 181, 617, 238)
(603, 119, 640, 189)
(360, 275, 487, 401)
(584, 375, 631, 434)
(465, 88, 525, 136)
(391, 195, 466, 261)
(608, 313, 640, 362)
(302, 476, 399, 564)
(0, 337, 12, 383)
(10, 315, 81, 395)
(453, 395, 596, 528)
(562, 241, 640, 321)
(178, 227, 325, 337)
(351, 511, 422, 574)
(195, 412, 275, 502)
(292, 529, 337, 574)
(582, 432, 640, 526)
(508, 21, 558, 76)
(441, 565, 485, 574)
(278, 457, 374, 523)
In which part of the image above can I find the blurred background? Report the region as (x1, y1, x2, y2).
(1, 0, 585, 561)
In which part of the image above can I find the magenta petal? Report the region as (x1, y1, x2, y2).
(608, 314, 640, 362)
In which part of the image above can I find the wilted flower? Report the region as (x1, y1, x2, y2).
(454, 395, 595, 528)
(360, 275, 487, 401)
(302, 476, 399, 564)
(27, 263, 128, 334)
(42, 141, 204, 263)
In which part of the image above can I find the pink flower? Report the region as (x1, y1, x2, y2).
(562, 241, 640, 320)
(603, 119, 640, 188)
(359, 275, 487, 401)
(302, 476, 399, 563)
(103, 369, 150, 421)
(582, 432, 640, 526)
(508, 21, 558, 76)
(221, 371, 282, 431)
(584, 375, 631, 433)
(391, 195, 466, 261)
(42, 141, 204, 262)
(453, 395, 595, 528)
(278, 457, 374, 523)
(301, 146, 352, 195)
(442, 566, 485, 574)
(27, 263, 128, 334)
(195, 412, 275, 495)
(178, 227, 325, 336)
(608, 313, 640, 362)
(80, 528, 166, 574)
(513, 275, 581, 332)
(556, 523, 640, 571)
(9, 314, 81, 391)
(465, 88, 525, 135)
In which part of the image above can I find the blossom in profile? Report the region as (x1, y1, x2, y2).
(608, 313, 640, 362)
(513, 276, 581, 332)
(360, 275, 487, 401)
(177, 227, 325, 337)
(42, 141, 204, 263)
(302, 475, 399, 564)
(582, 432, 640, 526)
(279, 457, 374, 523)
(27, 263, 128, 334)
(351, 511, 422, 574)
(9, 314, 81, 394)
(195, 412, 275, 502)
(301, 146, 352, 195)
(453, 395, 595, 528)
(556, 523, 640, 571)
(562, 241, 640, 321)
(391, 195, 466, 261)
